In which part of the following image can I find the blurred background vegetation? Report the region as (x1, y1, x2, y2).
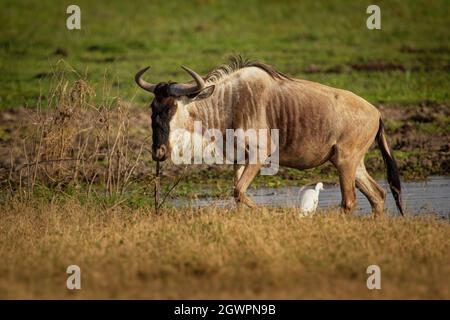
(0, 0, 449, 108)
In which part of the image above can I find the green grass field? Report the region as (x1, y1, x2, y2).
(1, 0, 449, 108)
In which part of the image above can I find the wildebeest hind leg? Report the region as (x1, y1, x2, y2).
(355, 161, 386, 217)
(233, 164, 262, 208)
(333, 160, 358, 214)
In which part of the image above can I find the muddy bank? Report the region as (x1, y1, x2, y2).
(0, 103, 448, 187)
(376, 103, 449, 177)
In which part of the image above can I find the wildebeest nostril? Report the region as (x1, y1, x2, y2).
(153, 145, 167, 161)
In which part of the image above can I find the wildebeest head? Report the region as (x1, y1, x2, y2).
(135, 66, 215, 161)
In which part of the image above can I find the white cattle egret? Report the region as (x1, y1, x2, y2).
(299, 182, 324, 215)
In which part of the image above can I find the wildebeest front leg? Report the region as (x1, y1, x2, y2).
(233, 164, 262, 208)
(233, 164, 245, 185)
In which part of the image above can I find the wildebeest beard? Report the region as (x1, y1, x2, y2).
(150, 82, 178, 154)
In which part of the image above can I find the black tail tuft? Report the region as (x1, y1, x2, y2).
(377, 119, 405, 216)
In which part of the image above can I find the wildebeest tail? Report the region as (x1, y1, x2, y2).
(376, 118, 405, 216)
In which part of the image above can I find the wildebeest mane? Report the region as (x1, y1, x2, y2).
(205, 55, 292, 83)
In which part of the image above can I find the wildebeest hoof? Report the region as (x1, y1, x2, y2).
(234, 193, 257, 209)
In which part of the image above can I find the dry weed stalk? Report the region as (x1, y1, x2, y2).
(2, 64, 188, 209)
(6, 67, 150, 201)
(153, 163, 186, 214)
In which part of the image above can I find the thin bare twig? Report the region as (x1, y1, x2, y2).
(157, 167, 187, 211)
(154, 161, 161, 214)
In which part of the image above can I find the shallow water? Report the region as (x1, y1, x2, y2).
(174, 176, 450, 218)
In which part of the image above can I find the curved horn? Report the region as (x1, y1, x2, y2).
(181, 65, 205, 89)
(135, 66, 156, 93)
(169, 65, 206, 96)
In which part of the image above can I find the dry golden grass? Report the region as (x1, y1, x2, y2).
(0, 199, 448, 299)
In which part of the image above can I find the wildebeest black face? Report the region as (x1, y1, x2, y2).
(135, 66, 215, 162)
(150, 83, 177, 161)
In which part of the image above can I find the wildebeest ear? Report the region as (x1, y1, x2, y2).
(189, 85, 215, 101)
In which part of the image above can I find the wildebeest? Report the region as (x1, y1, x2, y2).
(135, 56, 404, 216)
